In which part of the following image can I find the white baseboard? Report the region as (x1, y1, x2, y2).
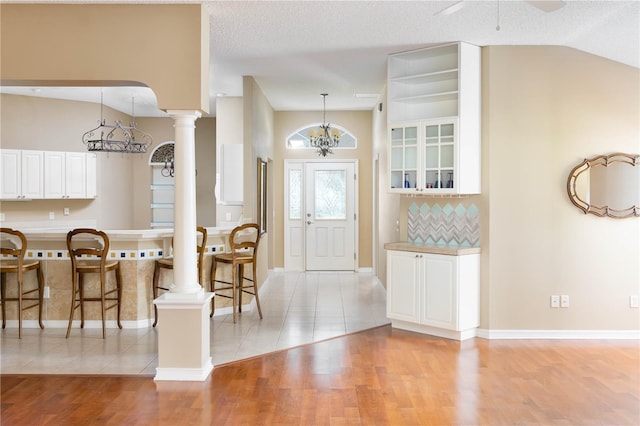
(357, 267, 373, 273)
(391, 320, 477, 341)
(154, 360, 213, 381)
(476, 328, 640, 340)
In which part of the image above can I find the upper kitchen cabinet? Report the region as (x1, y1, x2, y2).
(44, 151, 97, 199)
(388, 42, 481, 195)
(0, 149, 44, 200)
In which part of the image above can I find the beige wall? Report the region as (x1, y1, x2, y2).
(243, 77, 275, 271)
(1, 4, 209, 113)
(273, 110, 374, 269)
(0, 94, 217, 230)
(215, 96, 244, 227)
(373, 89, 401, 287)
(480, 46, 638, 331)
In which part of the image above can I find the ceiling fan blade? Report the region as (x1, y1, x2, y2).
(434, 0, 465, 16)
(524, 0, 566, 13)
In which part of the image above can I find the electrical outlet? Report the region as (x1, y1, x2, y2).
(0, 212, 5, 221)
(64, 207, 70, 216)
(217, 244, 226, 253)
(550, 295, 560, 308)
(560, 295, 570, 308)
(48, 211, 55, 220)
(630, 295, 639, 308)
(44, 286, 50, 299)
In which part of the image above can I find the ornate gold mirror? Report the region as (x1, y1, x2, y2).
(567, 153, 639, 218)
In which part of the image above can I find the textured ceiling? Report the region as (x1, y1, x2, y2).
(2, 0, 638, 117)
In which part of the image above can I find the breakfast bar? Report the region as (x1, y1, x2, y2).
(0, 227, 233, 329)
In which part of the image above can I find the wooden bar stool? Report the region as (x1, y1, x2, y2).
(0, 228, 45, 338)
(66, 228, 122, 339)
(151, 226, 207, 327)
(210, 223, 262, 323)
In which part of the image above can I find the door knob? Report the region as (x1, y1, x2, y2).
(307, 220, 313, 225)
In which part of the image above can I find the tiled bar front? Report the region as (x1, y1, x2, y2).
(0, 228, 232, 329)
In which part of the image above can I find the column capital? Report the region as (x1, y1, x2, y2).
(166, 110, 203, 120)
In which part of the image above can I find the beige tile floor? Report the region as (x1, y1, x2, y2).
(0, 271, 388, 375)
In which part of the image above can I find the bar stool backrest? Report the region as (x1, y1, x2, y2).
(229, 223, 261, 257)
(67, 228, 110, 268)
(1, 228, 27, 266)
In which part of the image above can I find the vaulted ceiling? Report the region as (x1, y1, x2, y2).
(2, 1, 638, 117)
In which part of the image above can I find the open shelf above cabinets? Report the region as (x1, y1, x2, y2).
(387, 42, 481, 195)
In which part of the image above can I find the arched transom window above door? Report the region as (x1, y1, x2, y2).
(287, 124, 357, 150)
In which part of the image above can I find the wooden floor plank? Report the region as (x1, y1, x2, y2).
(1, 325, 639, 425)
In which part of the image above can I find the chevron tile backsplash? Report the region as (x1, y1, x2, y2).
(408, 202, 479, 247)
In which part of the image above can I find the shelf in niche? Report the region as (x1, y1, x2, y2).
(390, 68, 458, 85)
(391, 91, 458, 104)
(150, 184, 174, 190)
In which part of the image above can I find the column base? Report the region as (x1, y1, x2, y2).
(153, 290, 214, 381)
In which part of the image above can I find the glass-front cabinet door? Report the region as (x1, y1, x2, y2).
(389, 118, 458, 194)
(423, 119, 456, 191)
(390, 124, 418, 190)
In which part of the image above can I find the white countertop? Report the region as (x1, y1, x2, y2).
(12, 226, 234, 241)
(384, 242, 481, 256)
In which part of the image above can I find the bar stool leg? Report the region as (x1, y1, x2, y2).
(210, 259, 218, 318)
(100, 270, 107, 339)
(1, 272, 6, 330)
(79, 273, 85, 329)
(115, 265, 122, 329)
(238, 264, 243, 313)
(231, 263, 237, 323)
(66, 272, 78, 338)
(252, 260, 263, 319)
(17, 271, 23, 339)
(37, 264, 45, 329)
(152, 262, 161, 327)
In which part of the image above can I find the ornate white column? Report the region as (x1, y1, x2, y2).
(154, 109, 213, 382)
(167, 110, 201, 294)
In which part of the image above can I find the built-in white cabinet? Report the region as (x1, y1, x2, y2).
(0, 149, 96, 200)
(44, 151, 95, 199)
(150, 166, 174, 228)
(85, 153, 97, 199)
(386, 248, 480, 340)
(0, 149, 44, 200)
(219, 144, 243, 205)
(387, 42, 481, 195)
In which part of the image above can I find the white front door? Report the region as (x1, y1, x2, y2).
(284, 160, 357, 271)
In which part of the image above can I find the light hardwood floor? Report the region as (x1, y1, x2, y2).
(2, 325, 639, 425)
(1, 271, 638, 424)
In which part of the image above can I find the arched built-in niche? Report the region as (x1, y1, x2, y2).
(149, 141, 175, 228)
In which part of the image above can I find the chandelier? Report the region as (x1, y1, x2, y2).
(82, 94, 152, 154)
(308, 93, 340, 157)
